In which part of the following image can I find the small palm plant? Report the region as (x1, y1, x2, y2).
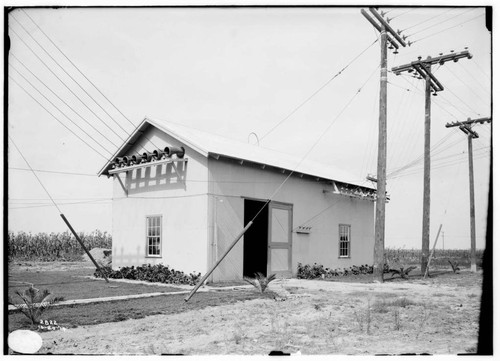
(8, 286, 64, 325)
(389, 266, 417, 279)
(448, 260, 460, 273)
(244, 272, 276, 293)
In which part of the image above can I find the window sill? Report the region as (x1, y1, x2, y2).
(146, 255, 162, 258)
(338, 256, 351, 259)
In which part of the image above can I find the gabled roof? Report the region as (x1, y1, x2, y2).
(98, 117, 374, 190)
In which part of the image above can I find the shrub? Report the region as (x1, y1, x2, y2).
(297, 262, 389, 279)
(8, 286, 64, 325)
(94, 264, 201, 286)
(244, 272, 276, 293)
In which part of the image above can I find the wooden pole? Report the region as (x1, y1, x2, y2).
(424, 224, 443, 278)
(373, 24, 388, 282)
(60, 214, 109, 283)
(421, 70, 431, 274)
(185, 221, 253, 302)
(468, 134, 477, 272)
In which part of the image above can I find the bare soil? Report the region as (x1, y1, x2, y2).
(22, 264, 483, 356)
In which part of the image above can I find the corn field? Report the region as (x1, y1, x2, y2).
(8, 230, 112, 262)
(385, 248, 484, 269)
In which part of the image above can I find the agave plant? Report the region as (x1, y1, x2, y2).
(8, 286, 64, 325)
(388, 266, 417, 279)
(244, 272, 276, 293)
(448, 260, 460, 273)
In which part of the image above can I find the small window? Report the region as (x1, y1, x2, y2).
(146, 216, 162, 257)
(339, 224, 350, 258)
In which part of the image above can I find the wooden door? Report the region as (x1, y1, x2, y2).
(267, 202, 293, 277)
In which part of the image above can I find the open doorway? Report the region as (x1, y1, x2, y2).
(243, 199, 268, 278)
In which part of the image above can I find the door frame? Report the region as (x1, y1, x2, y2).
(267, 201, 293, 277)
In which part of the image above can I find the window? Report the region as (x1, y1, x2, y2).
(146, 216, 162, 257)
(339, 224, 350, 258)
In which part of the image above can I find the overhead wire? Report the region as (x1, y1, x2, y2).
(260, 37, 379, 141)
(10, 58, 121, 149)
(9, 27, 127, 144)
(400, 7, 454, 31)
(9, 76, 110, 160)
(9, 68, 114, 156)
(21, 9, 140, 132)
(9, 199, 111, 210)
(10, 13, 163, 159)
(244, 63, 381, 225)
(8, 135, 63, 214)
(406, 8, 476, 37)
(411, 13, 484, 44)
(10, 14, 130, 139)
(9, 167, 97, 177)
(457, 62, 491, 97)
(443, 65, 490, 111)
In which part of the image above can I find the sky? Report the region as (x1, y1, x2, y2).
(6, 4, 493, 250)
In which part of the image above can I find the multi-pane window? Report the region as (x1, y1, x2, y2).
(146, 216, 162, 257)
(339, 224, 351, 258)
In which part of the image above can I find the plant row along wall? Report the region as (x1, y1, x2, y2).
(8, 230, 112, 262)
(385, 248, 484, 268)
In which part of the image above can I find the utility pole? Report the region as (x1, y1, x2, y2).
(445, 117, 491, 272)
(361, 8, 407, 282)
(442, 230, 444, 251)
(392, 49, 472, 274)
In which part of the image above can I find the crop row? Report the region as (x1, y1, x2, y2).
(8, 230, 112, 262)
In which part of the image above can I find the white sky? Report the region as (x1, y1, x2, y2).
(6, 4, 493, 250)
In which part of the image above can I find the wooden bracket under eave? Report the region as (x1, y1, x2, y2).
(114, 174, 128, 197)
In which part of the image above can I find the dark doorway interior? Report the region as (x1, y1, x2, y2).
(243, 199, 268, 278)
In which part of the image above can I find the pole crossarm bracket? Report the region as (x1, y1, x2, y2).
(445, 117, 491, 138)
(391, 50, 472, 93)
(361, 8, 406, 53)
(392, 50, 472, 74)
(446, 117, 491, 128)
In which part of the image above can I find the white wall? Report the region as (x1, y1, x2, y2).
(112, 125, 209, 275)
(208, 157, 375, 281)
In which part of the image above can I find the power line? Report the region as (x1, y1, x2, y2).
(390, 8, 417, 20)
(21, 9, 139, 131)
(10, 57, 121, 149)
(9, 26, 127, 144)
(9, 70, 114, 157)
(8, 167, 96, 177)
(10, 14, 130, 139)
(9, 199, 111, 210)
(407, 8, 476, 37)
(17, 10, 163, 154)
(412, 13, 484, 43)
(9, 76, 110, 160)
(401, 8, 454, 31)
(8, 135, 63, 213)
(260, 37, 379, 141)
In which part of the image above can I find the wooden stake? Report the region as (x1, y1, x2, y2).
(424, 224, 442, 279)
(60, 214, 109, 283)
(185, 221, 253, 302)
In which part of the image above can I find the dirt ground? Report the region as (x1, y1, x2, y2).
(26, 263, 483, 356)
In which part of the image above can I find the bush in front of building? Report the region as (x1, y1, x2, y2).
(94, 264, 201, 285)
(296, 262, 392, 279)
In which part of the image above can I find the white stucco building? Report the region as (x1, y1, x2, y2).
(98, 117, 376, 282)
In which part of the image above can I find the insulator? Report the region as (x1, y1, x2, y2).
(131, 154, 143, 164)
